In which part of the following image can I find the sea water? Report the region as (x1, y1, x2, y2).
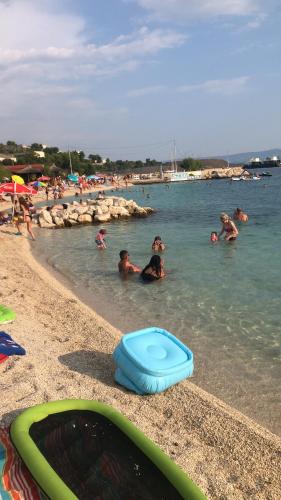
(34, 170, 281, 435)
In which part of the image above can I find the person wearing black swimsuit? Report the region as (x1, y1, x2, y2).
(141, 255, 165, 282)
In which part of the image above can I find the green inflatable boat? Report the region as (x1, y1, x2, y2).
(0, 305, 16, 325)
(10, 399, 206, 500)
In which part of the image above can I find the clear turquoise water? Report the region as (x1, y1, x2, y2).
(34, 171, 281, 435)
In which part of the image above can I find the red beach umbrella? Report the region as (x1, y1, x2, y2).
(38, 176, 50, 181)
(0, 183, 37, 195)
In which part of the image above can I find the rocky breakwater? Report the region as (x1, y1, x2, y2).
(38, 196, 154, 229)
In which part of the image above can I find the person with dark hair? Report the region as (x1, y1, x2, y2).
(95, 228, 107, 249)
(141, 255, 166, 282)
(18, 196, 36, 240)
(233, 208, 249, 222)
(152, 235, 165, 252)
(118, 250, 141, 275)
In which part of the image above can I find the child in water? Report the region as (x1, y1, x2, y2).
(210, 231, 218, 242)
(152, 236, 165, 252)
(95, 229, 107, 249)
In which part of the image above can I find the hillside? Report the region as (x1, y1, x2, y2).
(212, 148, 281, 164)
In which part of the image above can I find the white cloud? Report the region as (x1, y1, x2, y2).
(128, 85, 166, 97)
(132, 0, 277, 22)
(178, 76, 250, 95)
(0, 0, 186, 131)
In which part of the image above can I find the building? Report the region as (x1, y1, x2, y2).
(34, 150, 45, 158)
(0, 153, 17, 163)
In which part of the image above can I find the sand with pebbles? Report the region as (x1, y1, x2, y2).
(0, 228, 281, 499)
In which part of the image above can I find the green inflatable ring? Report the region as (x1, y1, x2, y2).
(10, 399, 206, 500)
(0, 305, 16, 325)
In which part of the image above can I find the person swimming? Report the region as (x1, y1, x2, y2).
(210, 231, 218, 242)
(141, 255, 165, 282)
(152, 236, 165, 252)
(218, 213, 239, 241)
(118, 250, 141, 275)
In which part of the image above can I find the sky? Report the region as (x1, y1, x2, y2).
(0, 0, 280, 160)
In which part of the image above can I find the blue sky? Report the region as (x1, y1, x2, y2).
(0, 0, 280, 160)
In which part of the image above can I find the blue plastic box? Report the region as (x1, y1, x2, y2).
(113, 327, 193, 394)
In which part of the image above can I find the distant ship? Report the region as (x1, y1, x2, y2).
(245, 155, 280, 169)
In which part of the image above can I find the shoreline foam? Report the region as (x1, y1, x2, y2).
(1, 229, 281, 499)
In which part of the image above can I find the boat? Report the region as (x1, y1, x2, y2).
(231, 176, 241, 181)
(260, 171, 272, 177)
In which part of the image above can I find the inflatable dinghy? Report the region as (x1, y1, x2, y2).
(10, 399, 205, 500)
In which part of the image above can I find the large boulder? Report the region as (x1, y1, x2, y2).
(54, 216, 65, 227)
(69, 212, 79, 221)
(95, 206, 103, 215)
(39, 210, 54, 225)
(78, 214, 93, 224)
(94, 213, 111, 223)
(134, 207, 148, 217)
(74, 206, 89, 215)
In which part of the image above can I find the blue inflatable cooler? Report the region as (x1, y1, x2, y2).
(113, 327, 193, 394)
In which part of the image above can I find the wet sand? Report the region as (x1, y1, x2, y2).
(0, 228, 281, 499)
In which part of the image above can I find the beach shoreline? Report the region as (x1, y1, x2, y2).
(1, 228, 281, 499)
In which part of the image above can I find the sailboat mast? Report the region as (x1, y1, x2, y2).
(173, 139, 178, 173)
(68, 150, 73, 175)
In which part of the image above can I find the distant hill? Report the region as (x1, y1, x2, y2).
(212, 148, 281, 165)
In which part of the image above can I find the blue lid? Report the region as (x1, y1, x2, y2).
(121, 327, 192, 374)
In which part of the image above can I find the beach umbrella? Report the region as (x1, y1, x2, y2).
(0, 183, 37, 195)
(12, 175, 25, 185)
(0, 182, 37, 217)
(38, 176, 50, 181)
(67, 174, 78, 182)
(31, 181, 46, 188)
(87, 175, 101, 180)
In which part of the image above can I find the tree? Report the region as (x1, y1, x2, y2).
(44, 147, 59, 154)
(0, 165, 11, 181)
(181, 157, 202, 171)
(89, 154, 102, 163)
(30, 143, 43, 150)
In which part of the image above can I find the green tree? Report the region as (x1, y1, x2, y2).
(30, 143, 43, 150)
(89, 154, 102, 163)
(0, 165, 11, 181)
(181, 157, 202, 171)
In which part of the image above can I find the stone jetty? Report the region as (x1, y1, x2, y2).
(38, 196, 154, 229)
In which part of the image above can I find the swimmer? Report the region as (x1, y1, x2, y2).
(233, 208, 249, 223)
(118, 250, 141, 275)
(95, 229, 107, 249)
(152, 236, 165, 252)
(218, 213, 239, 241)
(210, 231, 218, 242)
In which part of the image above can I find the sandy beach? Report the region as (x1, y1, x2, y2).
(1, 227, 281, 499)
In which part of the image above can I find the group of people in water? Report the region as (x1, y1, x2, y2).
(94, 228, 166, 282)
(210, 207, 248, 243)
(95, 207, 248, 284)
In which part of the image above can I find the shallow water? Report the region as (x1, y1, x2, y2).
(34, 171, 281, 435)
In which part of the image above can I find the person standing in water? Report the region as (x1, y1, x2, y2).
(218, 213, 239, 241)
(95, 229, 107, 249)
(233, 208, 249, 223)
(152, 236, 165, 252)
(118, 250, 141, 275)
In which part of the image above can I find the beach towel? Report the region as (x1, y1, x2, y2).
(0, 427, 43, 499)
(0, 333, 26, 357)
(0, 354, 8, 365)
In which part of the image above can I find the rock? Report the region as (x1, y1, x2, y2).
(54, 216, 65, 226)
(69, 212, 79, 221)
(65, 219, 78, 226)
(95, 207, 103, 215)
(134, 207, 148, 217)
(72, 200, 79, 206)
(39, 213, 55, 228)
(40, 210, 54, 225)
(104, 198, 113, 207)
(101, 205, 109, 214)
(94, 213, 111, 223)
(74, 206, 89, 215)
(78, 214, 93, 223)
